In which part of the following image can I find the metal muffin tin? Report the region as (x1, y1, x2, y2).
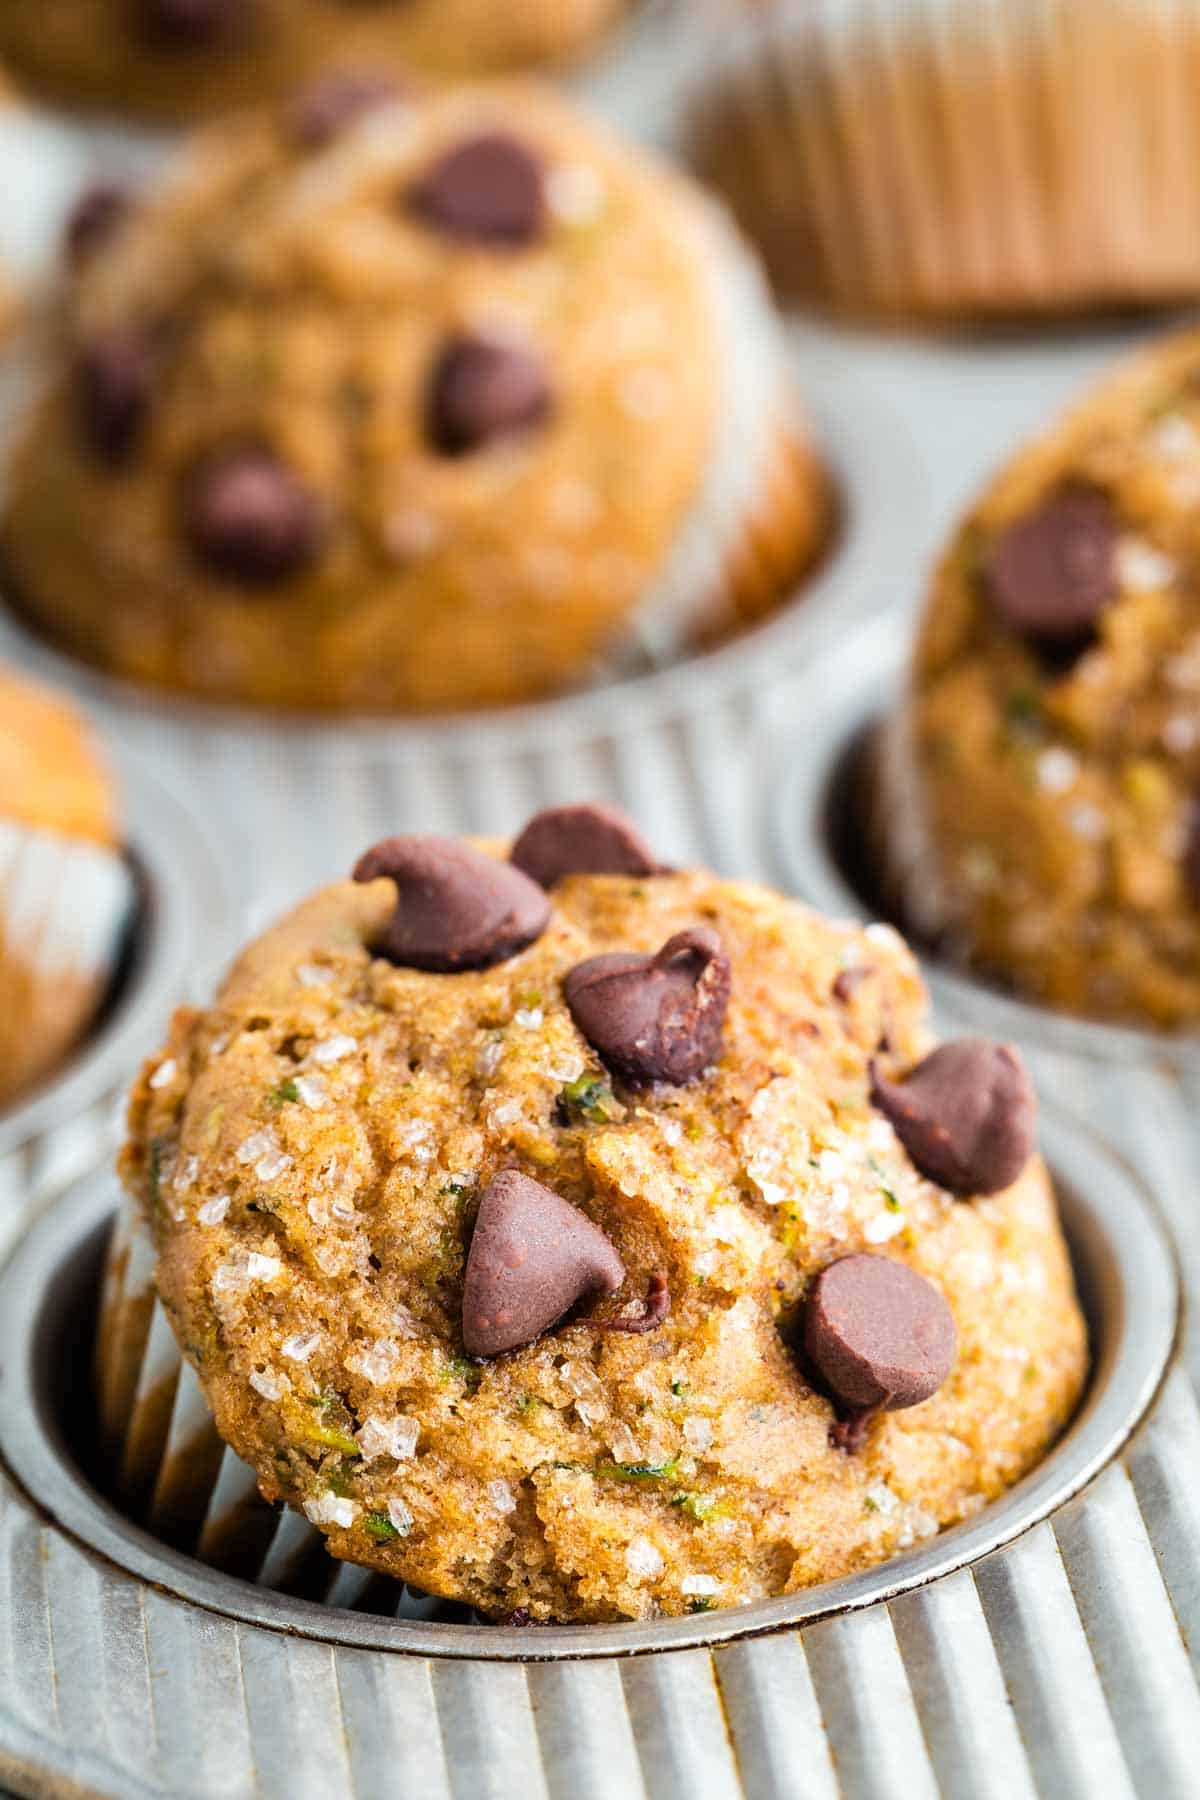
(0, 751, 232, 1241)
(0, 1107, 1180, 1795)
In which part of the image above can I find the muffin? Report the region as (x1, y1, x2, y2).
(892, 329, 1200, 1029)
(689, 0, 1200, 320)
(112, 802, 1086, 1623)
(2, 80, 826, 715)
(0, 664, 134, 1108)
(0, 0, 631, 121)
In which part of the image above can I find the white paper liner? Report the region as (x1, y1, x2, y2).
(0, 818, 134, 1109)
(95, 1198, 473, 1622)
(688, 0, 1200, 319)
(611, 194, 818, 672)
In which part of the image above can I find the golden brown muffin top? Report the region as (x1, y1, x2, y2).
(909, 329, 1200, 1025)
(8, 81, 724, 713)
(123, 818, 1085, 1622)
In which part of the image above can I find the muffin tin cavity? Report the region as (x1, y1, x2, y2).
(0, 750, 229, 1159)
(0, 1124, 1176, 1660)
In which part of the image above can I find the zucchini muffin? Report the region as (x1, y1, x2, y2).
(2, 81, 826, 714)
(690, 0, 1200, 321)
(0, 664, 133, 1108)
(895, 330, 1200, 1029)
(118, 803, 1086, 1623)
(0, 0, 631, 121)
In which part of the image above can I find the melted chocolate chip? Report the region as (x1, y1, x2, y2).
(185, 449, 324, 587)
(1187, 796, 1200, 906)
(136, 0, 243, 48)
(985, 491, 1117, 651)
(462, 1170, 625, 1357)
(289, 70, 402, 148)
(426, 334, 551, 456)
(805, 1253, 957, 1442)
(410, 133, 545, 245)
(510, 803, 663, 889)
(353, 836, 550, 972)
(870, 1038, 1036, 1197)
(593, 1271, 671, 1334)
(76, 330, 155, 466)
(64, 183, 133, 269)
(564, 926, 730, 1086)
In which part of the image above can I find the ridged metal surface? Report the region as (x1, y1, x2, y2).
(2, 1372, 1199, 1800)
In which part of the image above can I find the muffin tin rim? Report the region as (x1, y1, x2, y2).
(0, 368, 924, 754)
(0, 742, 233, 1157)
(769, 611, 1200, 1069)
(0, 1111, 1177, 1662)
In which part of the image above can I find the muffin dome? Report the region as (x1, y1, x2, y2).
(121, 807, 1086, 1623)
(2, 82, 826, 715)
(897, 330, 1200, 1029)
(0, 664, 132, 1107)
(0, 0, 631, 120)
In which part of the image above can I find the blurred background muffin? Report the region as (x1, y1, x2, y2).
(689, 0, 1200, 320)
(0, 664, 134, 1107)
(0, 0, 633, 122)
(888, 329, 1200, 1029)
(1, 79, 828, 715)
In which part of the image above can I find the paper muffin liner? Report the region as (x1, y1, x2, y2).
(612, 196, 831, 676)
(688, 0, 1200, 320)
(95, 1196, 468, 1621)
(0, 817, 135, 1112)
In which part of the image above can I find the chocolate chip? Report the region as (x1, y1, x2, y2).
(510, 803, 663, 889)
(185, 449, 324, 587)
(832, 964, 874, 1005)
(76, 331, 155, 466)
(805, 1253, 957, 1441)
(564, 926, 730, 1086)
(985, 491, 1117, 650)
(136, 0, 242, 48)
(1186, 796, 1200, 905)
(593, 1271, 670, 1334)
(462, 1169, 625, 1357)
(64, 183, 133, 269)
(426, 334, 552, 456)
(870, 1038, 1036, 1197)
(289, 70, 401, 148)
(410, 133, 545, 245)
(353, 836, 550, 972)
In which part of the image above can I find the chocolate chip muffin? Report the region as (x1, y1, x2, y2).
(0, 0, 631, 121)
(893, 329, 1200, 1029)
(117, 803, 1086, 1623)
(0, 663, 133, 1108)
(2, 82, 826, 714)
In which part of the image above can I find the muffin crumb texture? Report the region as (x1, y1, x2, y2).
(905, 329, 1200, 1027)
(123, 834, 1086, 1622)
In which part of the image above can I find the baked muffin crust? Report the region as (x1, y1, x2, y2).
(4, 83, 824, 713)
(123, 834, 1086, 1622)
(0, 0, 630, 120)
(902, 330, 1200, 1027)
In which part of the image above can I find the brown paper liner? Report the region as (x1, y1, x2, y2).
(690, 0, 1200, 320)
